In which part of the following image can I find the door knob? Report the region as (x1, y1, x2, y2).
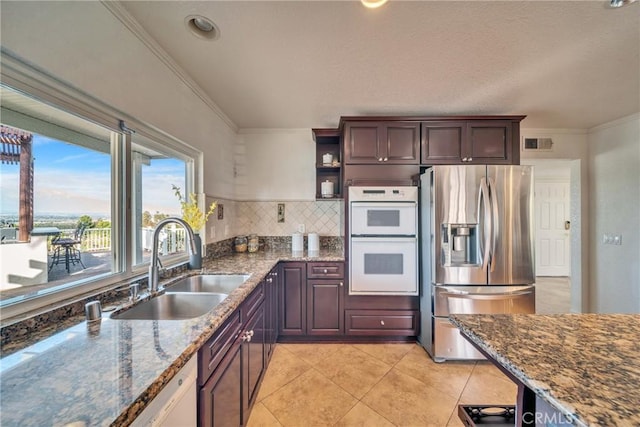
(564, 221, 571, 230)
(380, 320, 385, 326)
(468, 157, 473, 162)
(462, 157, 468, 162)
(378, 157, 383, 162)
(339, 282, 343, 287)
(383, 157, 388, 162)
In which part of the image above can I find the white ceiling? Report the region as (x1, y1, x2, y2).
(120, 0, 640, 130)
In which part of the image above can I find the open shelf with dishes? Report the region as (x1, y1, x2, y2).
(312, 128, 342, 200)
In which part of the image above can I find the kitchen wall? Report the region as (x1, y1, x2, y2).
(587, 114, 640, 314)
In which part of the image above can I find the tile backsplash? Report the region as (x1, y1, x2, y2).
(206, 199, 343, 244)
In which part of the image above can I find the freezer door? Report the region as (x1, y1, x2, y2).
(433, 285, 535, 316)
(487, 166, 535, 285)
(432, 165, 487, 285)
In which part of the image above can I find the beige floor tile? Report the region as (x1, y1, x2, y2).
(458, 364, 517, 405)
(446, 405, 465, 427)
(278, 343, 343, 366)
(361, 368, 459, 427)
(256, 345, 312, 401)
(335, 402, 396, 427)
(246, 402, 283, 427)
(350, 343, 416, 366)
(261, 368, 358, 427)
(394, 346, 475, 400)
(312, 345, 392, 399)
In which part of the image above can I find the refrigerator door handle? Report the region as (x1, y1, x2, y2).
(488, 177, 500, 272)
(478, 177, 492, 272)
(441, 290, 533, 299)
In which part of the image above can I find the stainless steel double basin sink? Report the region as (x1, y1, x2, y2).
(111, 274, 250, 321)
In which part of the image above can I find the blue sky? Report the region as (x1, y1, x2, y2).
(0, 133, 184, 218)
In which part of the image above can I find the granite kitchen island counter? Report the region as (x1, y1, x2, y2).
(451, 313, 640, 426)
(0, 249, 343, 427)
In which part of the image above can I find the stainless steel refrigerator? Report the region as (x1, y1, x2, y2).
(418, 165, 536, 362)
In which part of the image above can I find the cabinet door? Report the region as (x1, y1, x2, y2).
(278, 262, 307, 335)
(307, 279, 344, 335)
(199, 340, 242, 427)
(344, 122, 383, 164)
(466, 121, 513, 164)
(242, 304, 266, 424)
(421, 121, 466, 164)
(345, 121, 419, 164)
(384, 122, 420, 164)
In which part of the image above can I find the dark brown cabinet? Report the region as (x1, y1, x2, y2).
(278, 262, 306, 336)
(344, 121, 419, 165)
(264, 267, 279, 360)
(306, 262, 345, 335)
(199, 283, 267, 427)
(278, 262, 345, 337)
(421, 119, 519, 165)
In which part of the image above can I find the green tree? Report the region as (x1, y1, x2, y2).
(142, 211, 153, 227)
(78, 215, 94, 229)
(153, 211, 169, 225)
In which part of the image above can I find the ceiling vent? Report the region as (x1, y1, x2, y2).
(523, 137, 553, 151)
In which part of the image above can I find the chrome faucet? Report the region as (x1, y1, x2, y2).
(149, 217, 197, 293)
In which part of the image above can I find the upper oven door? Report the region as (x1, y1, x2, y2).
(350, 202, 417, 236)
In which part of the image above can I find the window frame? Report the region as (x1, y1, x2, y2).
(0, 50, 202, 322)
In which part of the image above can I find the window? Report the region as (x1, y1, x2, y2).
(131, 136, 189, 266)
(0, 58, 201, 318)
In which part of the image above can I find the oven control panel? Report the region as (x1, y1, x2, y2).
(348, 186, 418, 202)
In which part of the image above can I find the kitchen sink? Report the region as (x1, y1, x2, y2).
(165, 274, 250, 294)
(111, 293, 228, 320)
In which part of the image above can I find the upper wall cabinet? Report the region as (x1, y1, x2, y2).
(421, 119, 521, 165)
(344, 121, 420, 165)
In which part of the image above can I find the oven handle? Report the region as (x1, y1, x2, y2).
(351, 236, 417, 242)
(350, 201, 417, 208)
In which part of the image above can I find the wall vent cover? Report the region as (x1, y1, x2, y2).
(523, 137, 553, 151)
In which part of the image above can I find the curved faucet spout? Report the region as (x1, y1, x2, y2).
(149, 217, 197, 293)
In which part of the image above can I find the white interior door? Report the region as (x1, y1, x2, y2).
(535, 180, 570, 276)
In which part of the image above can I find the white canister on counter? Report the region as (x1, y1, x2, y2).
(322, 153, 333, 165)
(292, 232, 304, 253)
(308, 232, 319, 253)
(321, 180, 334, 198)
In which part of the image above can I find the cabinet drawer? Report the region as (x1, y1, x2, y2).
(345, 310, 419, 336)
(198, 310, 241, 386)
(242, 282, 265, 321)
(307, 262, 344, 279)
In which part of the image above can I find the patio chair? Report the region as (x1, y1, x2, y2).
(49, 224, 87, 273)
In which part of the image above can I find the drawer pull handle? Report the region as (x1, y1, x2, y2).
(339, 282, 343, 287)
(323, 269, 328, 274)
(267, 277, 273, 283)
(380, 320, 385, 326)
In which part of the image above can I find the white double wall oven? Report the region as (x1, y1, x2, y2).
(348, 186, 419, 296)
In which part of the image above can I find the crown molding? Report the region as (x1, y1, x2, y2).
(100, 1, 238, 133)
(588, 112, 640, 133)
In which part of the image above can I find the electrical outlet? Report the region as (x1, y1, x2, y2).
(298, 224, 305, 233)
(613, 235, 622, 245)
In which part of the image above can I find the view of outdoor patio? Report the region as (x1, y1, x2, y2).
(1, 86, 188, 307)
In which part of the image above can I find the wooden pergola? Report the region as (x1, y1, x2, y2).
(1, 125, 33, 241)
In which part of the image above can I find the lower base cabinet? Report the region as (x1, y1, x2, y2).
(198, 282, 268, 427)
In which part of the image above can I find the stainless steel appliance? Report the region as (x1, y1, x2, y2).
(418, 166, 535, 362)
(349, 186, 419, 296)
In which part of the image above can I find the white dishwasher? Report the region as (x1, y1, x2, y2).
(131, 355, 198, 427)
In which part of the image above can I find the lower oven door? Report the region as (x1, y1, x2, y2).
(433, 285, 535, 317)
(349, 236, 418, 295)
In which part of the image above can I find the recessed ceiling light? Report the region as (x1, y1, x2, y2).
(608, 0, 637, 7)
(185, 15, 220, 40)
(361, 0, 389, 9)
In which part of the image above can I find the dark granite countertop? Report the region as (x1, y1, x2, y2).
(0, 249, 343, 427)
(450, 313, 640, 427)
